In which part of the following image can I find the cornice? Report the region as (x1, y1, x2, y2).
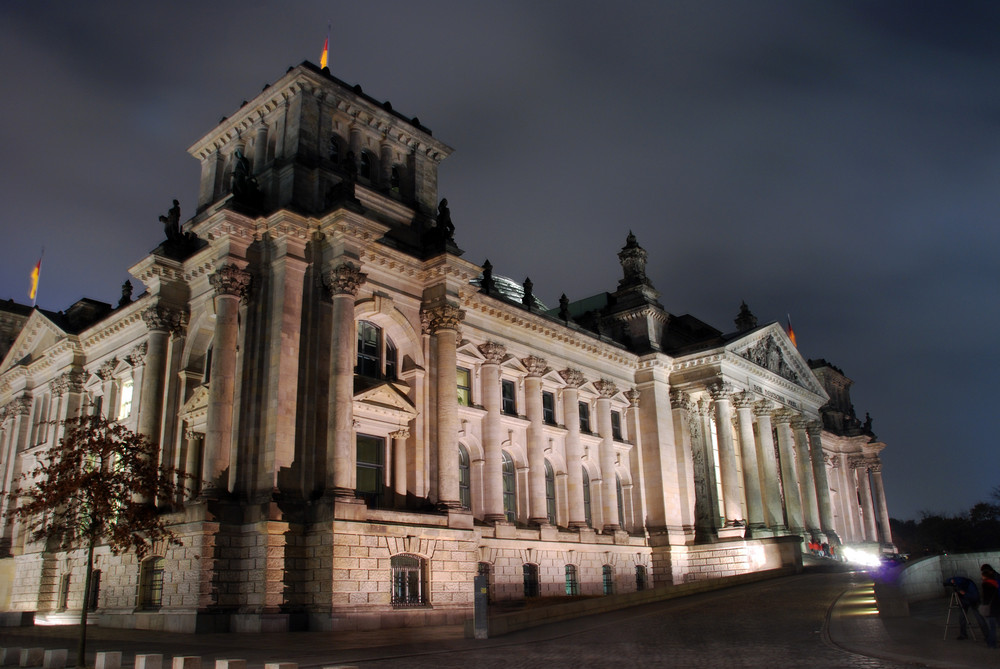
(81, 308, 146, 349)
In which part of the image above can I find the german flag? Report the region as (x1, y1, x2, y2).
(29, 257, 41, 303)
(786, 314, 797, 347)
(320, 25, 330, 70)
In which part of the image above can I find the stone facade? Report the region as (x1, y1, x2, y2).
(0, 62, 893, 631)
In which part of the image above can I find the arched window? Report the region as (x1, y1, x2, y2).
(602, 564, 614, 595)
(616, 473, 625, 529)
(544, 460, 556, 525)
(565, 564, 579, 596)
(391, 554, 426, 607)
(356, 321, 397, 380)
(635, 565, 647, 591)
(502, 451, 516, 523)
(523, 563, 540, 598)
(458, 444, 471, 510)
(359, 150, 374, 181)
(139, 556, 165, 610)
(582, 467, 592, 528)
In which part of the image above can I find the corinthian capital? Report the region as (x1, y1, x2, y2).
(670, 389, 690, 411)
(708, 382, 734, 401)
(522, 355, 548, 377)
(211, 264, 252, 299)
(753, 400, 774, 418)
(324, 262, 366, 296)
(868, 461, 882, 473)
(478, 341, 507, 364)
(626, 388, 641, 407)
(771, 408, 795, 424)
(732, 390, 756, 410)
(422, 304, 464, 335)
(142, 305, 186, 334)
(390, 427, 411, 440)
(790, 415, 810, 431)
(6, 395, 32, 417)
(97, 358, 118, 381)
(594, 378, 619, 398)
(805, 420, 824, 437)
(559, 368, 586, 388)
(126, 342, 148, 367)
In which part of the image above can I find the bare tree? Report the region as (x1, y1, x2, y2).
(5, 415, 188, 668)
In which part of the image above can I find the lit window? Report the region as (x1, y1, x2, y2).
(523, 563, 540, 598)
(579, 401, 591, 432)
(544, 460, 556, 525)
(565, 564, 579, 596)
(501, 379, 517, 415)
(502, 450, 516, 522)
(356, 321, 397, 380)
(611, 411, 622, 440)
(391, 554, 426, 607)
(602, 565, 614, 595)
(139, 557, 165, 610)
(459, 444, 471, 510)
(356, 434, 385, 508)
(457, 367, 472, 406)
(117, 378, 134, 420)
(582, 467, 592, 528)
(542, 391, 556, 425)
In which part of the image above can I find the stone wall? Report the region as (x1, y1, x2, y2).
(898, 551, 1000, 603)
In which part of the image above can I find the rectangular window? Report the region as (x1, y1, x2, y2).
(88, 570, 101, 611)
(457, 367, 472, 407)
(611, 411, 623, 440)
(501, 379, 517, 416)
(356, 434, 386, 508)
(579, 401, 591, 432)
(117, 378, 134, 420)
(57, 574, 70, 610)
(542, 391, 556, 425)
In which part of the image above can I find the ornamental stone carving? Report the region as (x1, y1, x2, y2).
(753, 400, 774, 417)
(739, 335, 803, 384)
(868, 462, 882, 473)
(421, 304, 464, 335)
(390, 427, 411, 440)
(6, 396, 31, 417)
(559, 368, 586, 388)
(772, 408, 795, 424)
(478, 341, 507, 364)
(670, 389, 690, 411)
(142, 305, 185, 334)
(49, 372, 84, 396)
(126, 342, 148, 367)
(790, 415, 809, 431)
(708, 382, 734, 402)
(324, 263, 366, 296)
(848, 456, 868, 470)
(594, 379, 619, 398)
(210, 264, 253, 299)
(522, 355, 548, 377)
(732, 390, 756, 410)
(97, 359, 118, 381)
(805, 421, 823, 437)
(626, 388, 641, 407)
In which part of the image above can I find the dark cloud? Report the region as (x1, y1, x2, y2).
(2, 0, 997, 520)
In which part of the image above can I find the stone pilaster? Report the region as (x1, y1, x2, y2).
(689, 398, 717, 535)
(203, 264, 251, 495)
(560, 368, 588, 529)
(523, 355, 549, 525)
(324, 262, 366, 498)
(869, 461, 893, 545)
(852, 457, 878, 542)
(594, 378, 620, 532)
(480, 342, 507, 522)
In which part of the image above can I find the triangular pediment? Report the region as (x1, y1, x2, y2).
(180, 385, 210, 418)
(726, 324, 825, 396)
(354, 380, 418, 417)
(0, 310, 69, 375)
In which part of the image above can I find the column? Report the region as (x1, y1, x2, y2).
(203, 264, 251, 494)
(733, 392, 765, 531)
(523, 356, 549, 525)
(183, 429, 203, 500)
(806, 422, 838, 542)
(689, 397, 717, 534)
(324, 262, 366, 497)
(391, 428, 410, 505)
(625, 388, 647, 533)
(253, 122, 269, 174)
(0, 397, 31, 550)
(791, 416, 821, 533)
(837, 454, 861, 542)
(773, 409, 804, 534)
(869, 462, 893, 545)
(709, 383, 744, 526)
(138, 307, 179, 444)
(379, 137, 393, 187)
(753, 401, 785, 532)
(854, 459, 878, 542)
(424, 303, 464, 509)
(480, 343, 507, 522)
(560, 369, 587, 529)
(595, 379, 620, 532)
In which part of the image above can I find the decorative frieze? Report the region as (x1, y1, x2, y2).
(478, 341, 506, 364)
(324, 263, 366, 297)
(210, 264, 253, 299)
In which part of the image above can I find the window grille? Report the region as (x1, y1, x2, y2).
(602, 565, 614, 595)
(565, 565, 579, 596)
(391, 554, 426, 607)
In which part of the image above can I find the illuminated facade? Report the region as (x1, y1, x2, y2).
(0, 62, 891, 632)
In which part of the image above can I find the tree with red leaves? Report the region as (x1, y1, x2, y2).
(5, 415, 188, 668)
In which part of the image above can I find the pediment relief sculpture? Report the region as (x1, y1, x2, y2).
(738, 335, 804, 385)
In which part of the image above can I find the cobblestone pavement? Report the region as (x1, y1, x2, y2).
(3, 566, 998, 668)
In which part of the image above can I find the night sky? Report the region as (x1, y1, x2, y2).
(2, 1, 998, 522)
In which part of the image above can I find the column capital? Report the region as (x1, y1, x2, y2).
(708, 382, 734, 402)
(594, 378, 619, 398)
(790, 415, 810, 430)
(390, 427, 411, 440)
(868, 461, 882, 473)
(848, 455, 868, 470)
(669, 389, 690, 411)
(692, 397, 712, 418)
(626, 388, 641, 407)
(210, 263, 253, 299)
(97, 358, 118, 381)
(126, 342, 148, 367)
(142, 305, 186, 335)
(559, 368, 586, 388)
(5, 395, 32, 417)
(752, 400, 774, 417)
(732, 390, 756, 410)
(478, 341, 507, 364)
(771, 408, 795, 424)
(324, 262, 366, 296)
(522, 355, 548, 377)
(421, 303, 465, 335)
(805, 420, 824, 437)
